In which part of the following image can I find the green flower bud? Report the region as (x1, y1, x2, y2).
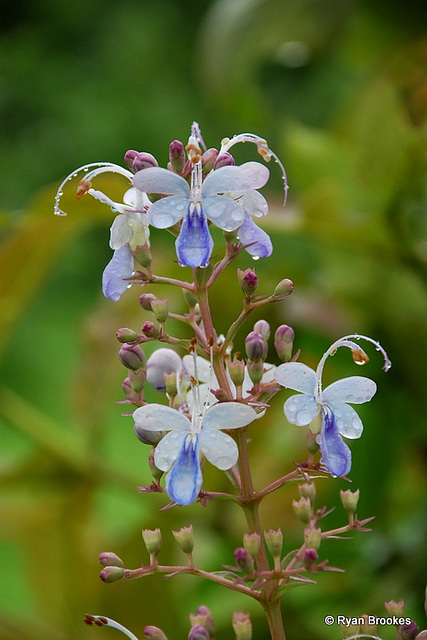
(340, 489, 360, 515)
(264, 528, 283, 559)
(360, 614, 377, 635)
(182, 288, 198, 308)
(304, 527, 322, 551)
(340, 622, 360, 638)
(232, 612, 252, 640)
(142, 528, 162, 556)
(298, 482, 316, 504)
(99, 552, 124, 568)
(132, 242, 152, 268)
(195, 265, 214, 287)
(227, 358, 245, 388)
(247, 359, 264, 385)
(274, 325, 294, 362)
(150, 298, 169, 323)
(99, 566, 125, 583)
(243, 532, 261, 559)
(273, 278, 294, 299)
(164, 371, 178, 398)
(173, 525, 194, 555)
(116, 328, 140, 343)
(129, 368, 147, 393)
(385, 600, 405, 616)
(148, 447, 164, 480)
(292, 497, 312, 524)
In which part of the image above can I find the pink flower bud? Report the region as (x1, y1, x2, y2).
(124, 149, 139, 170)
(214, 152, 235, 169)
(118, 343, 146, 371)
(245, 331, 267, 361)
(133, 152, 159, 172)
(169, 140, 185, 173)
(274, 324, 294, 362)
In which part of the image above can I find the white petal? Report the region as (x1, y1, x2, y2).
(199, 429, 238, 470)
(322, 376, 377, 404)
(284, 394, 319, 426)
(133, 167, 190, 196)
(236, 190, 269, 217)
(202, 195, 245, 231)
(274, 362, 317, 394)
(203, 162, 269, 195)
(154, 430, 187, 471)
(133, 404, 190, 432)
(146, 348, 182, 391)
(182, 354, 214, 383)
(110, 214, 131, 249)
(148, 196, 188, 228)
(326, 401, 364, 439)
(202, 402, 257, 430)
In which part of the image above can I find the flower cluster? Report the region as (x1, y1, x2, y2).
(55, 123, 287, 301)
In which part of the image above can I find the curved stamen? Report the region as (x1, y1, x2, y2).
(314, 334, 391, 400)
(54, 163, 134, 216)
(84, 615, 139, 640)
(219, 132, 288, 205)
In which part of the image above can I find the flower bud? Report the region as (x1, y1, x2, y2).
(122, 376, 140, 401)
(245, 331, 267, 361)
(304, 527, 321, 550)
(164, 371, 178, 398)
(132, 242, 152, 268)
(340, 489, 360, 515)
(190, 606, 215, 637)
(298, 482, 316, 504)
(146, 348, 182, 391)
(124, 149, 139, 170)
(118, 343, 146, 371)
(214, 152, 235, 168)
(264, 528, 283, 560)
(150, 298, 169, 323)
(228, 358, 245, 388)
(340, 622, 360, 638)
(247, 359, 264, 385)
(385, 600, 405, 616)
(99, 566, 125, 583)
(234, 547, 254, 573)
(144, 626, 168, 640)
(273, 278, 294, 299)
(173, 525, 194, 555)
(99, 552, 124, 568)
(253, 319, 270, 341)
(142, 528, 162, 556)
(398, 621, 419, 640)
(243, 532, 261, 559)
(232, 612, 252, 640)
(169, 140, 185, 173)
(182, 288, 198, 308)
(139, 293, 158, 310)
(274, 325, 295, 362)
(188, 626, 209, 640)
(303, 548, 318, 569)
(133, 152, 159, 172)
(129, 368, 146, 393)
(194, 264, 214, 287)
(148, 446, 164, 480)
(134, 423, 165, 446)
(360, 614, 377, 636)
(201, 148, 219, 174)
(292, 497, 312, 524)
(237, 268, 258, 295)
(142, 321, 160, 338)
(116, 327, 140, 343)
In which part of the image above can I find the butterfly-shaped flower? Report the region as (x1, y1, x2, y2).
(274, 335, 391, 477)
(133, 160, 269, 268)
(133, 401, 257, 505)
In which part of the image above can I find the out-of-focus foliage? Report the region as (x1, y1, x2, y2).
(0, 0, 426, 639)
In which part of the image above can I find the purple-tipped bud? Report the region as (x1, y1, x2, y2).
(214, 152, 235, 169)
(237, 268, 258, 295)
(232, 612, 252, 640)
(124, 149, 139, 170)
(303, 548, 318, 569)
(243, 532, 261, 559)
(139, 293, 158, 310)
(142, 528, 162, 556)
(273, 279, 294, 299)
(144, 626, 168, 640)
(228, 358, 246, 388)
(169, 140, 186, 173)
(264, 528, 283, 559)
(129, 368, 146, 393)
(133, 152, 159, 172)
(292, 497, 312, 524)
(201, 148, 219, 174)
(99, 566, 125, 583)
(122, 376, 140, 401)
(116, 327, 140, 343)
(142, 321, 159, 338)
(150, 298, 169, 323)
(253, 320, 270, 341)
(245, 331, 268, 361)
(234, 547, 254, 573)
(274, 324, 295, 362)
(99, 552, 124, 568)
(398, 622, 419, 640)
(188, 626, 209, 640)
(119, 343, 146, 371)
(190, 607, 215, 637)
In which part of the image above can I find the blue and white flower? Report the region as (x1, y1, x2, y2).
(133, 400, 257, 505)
(133, 158, 269, 268)
(274, 335, 391, 477)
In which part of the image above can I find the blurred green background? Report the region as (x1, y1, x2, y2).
(0, 0, 426, 639)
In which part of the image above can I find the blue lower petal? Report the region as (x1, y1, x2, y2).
(175, 204, 213, 268)
(237, 212, 272, 258)
(317, 406, 352, 477)
(102, 244, 133, 301)
(165, 434, 203, 505)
